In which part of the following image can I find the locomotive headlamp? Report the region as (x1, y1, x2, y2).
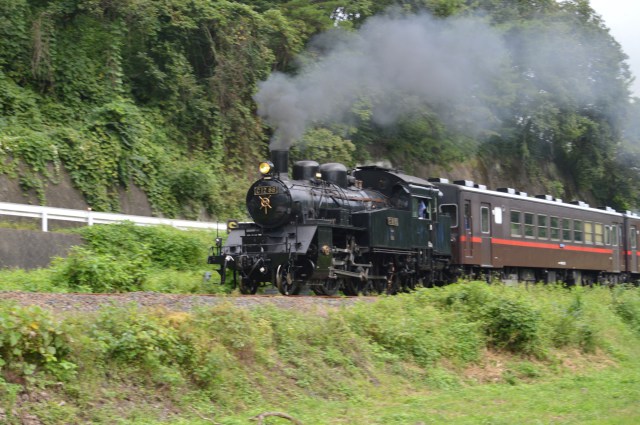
(259, 161, 274, 175)
(227, 219, 239, 233)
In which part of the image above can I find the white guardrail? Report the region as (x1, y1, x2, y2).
(0, 202, 226, 232)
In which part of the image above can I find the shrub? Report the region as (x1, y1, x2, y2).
(612, 287, 640, 334)
(78, 222, 210, 270)
(52, 246, 149, 292)
(344, 293, 483, 367)
(0, 304, 76, 385)
(482, 297, 542, 354)
(542, 290, 599, 352)
(51, 222, 215, 292)
(89, 306, 193, 374)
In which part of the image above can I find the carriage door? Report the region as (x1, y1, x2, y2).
(611, 223, 621, 273)
(630, 226, 638, 273)
(463, 200, 473, 258)
(480, 203, 492, 267)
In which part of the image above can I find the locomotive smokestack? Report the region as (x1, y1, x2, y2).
(271, 149, 289, 177)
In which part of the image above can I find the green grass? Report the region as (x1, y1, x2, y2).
(212, 368, 639, 424)
(1, 283, 640, 424)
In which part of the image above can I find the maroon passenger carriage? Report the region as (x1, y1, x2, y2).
(431, 178, 640, 285)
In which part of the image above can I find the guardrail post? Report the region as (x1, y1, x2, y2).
(41, 211, 48, 232)
(87, 209, 94, 226)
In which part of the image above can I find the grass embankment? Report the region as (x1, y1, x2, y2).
(1, 283, 639, 424)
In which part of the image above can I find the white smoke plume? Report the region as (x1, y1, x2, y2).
(254, 11, 508, 149)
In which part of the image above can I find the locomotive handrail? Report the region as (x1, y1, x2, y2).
(0, 201, 225, 232)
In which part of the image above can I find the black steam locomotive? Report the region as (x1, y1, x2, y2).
(208, 150, 453, 295)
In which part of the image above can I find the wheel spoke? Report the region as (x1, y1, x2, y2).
(240, 277, 258, 295)
(276, 264, 301, 295)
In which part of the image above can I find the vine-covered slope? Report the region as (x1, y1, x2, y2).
(2, 0, 640, 218)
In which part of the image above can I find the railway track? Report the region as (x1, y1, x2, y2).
(0, 291, 378, 314)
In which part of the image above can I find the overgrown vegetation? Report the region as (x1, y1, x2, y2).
(1, 1, 640, 217)
(0, 222, 224, 294)
(1, 283, 639, 423)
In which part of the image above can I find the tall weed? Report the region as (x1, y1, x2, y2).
(611, 286, 640, 334)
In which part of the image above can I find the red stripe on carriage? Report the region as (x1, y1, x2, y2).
(459, 235, 613, 254)
(491, 238, 612, 254)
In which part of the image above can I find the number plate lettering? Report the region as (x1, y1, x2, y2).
(387, 217, 399, 226)
(254, 186, 279, 195)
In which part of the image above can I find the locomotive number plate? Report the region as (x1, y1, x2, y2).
(387, 217, 399, 226)
(254, 186, 279, 196)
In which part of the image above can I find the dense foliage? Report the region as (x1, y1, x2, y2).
(1, 0, 640, 215)
(1, 283, 639, 423)
(0, 223, 221, 293)
(54, 222, 220, 292)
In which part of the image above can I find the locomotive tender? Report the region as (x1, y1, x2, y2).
(209, 150, 640, 295)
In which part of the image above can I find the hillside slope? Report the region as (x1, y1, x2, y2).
(1, 1, 640, 218)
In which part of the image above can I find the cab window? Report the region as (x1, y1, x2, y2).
(414, 198, 431, 220)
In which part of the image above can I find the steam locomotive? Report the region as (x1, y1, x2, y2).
(208, 150, 452, 295)
(208, 151, 640, 295)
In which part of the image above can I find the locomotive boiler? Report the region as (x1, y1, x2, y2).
(208, 150, 453, 295)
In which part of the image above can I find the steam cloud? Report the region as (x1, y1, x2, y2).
(254, 9, 629, 151)
(254, 12, 508, 150)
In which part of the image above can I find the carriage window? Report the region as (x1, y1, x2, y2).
(524, 213, 535, 238)
(440, 204, 458, 228)
(612, 225, 619, 246)
(510, 210, 522, 237)
(562, 218, 571, 241)
(550, 216, 560, 241)
(631, 227, 638, 249)
(574, 220, 583, 243)
(584, 222, 593, 244)
(464, 201, 472, 231)
(605, 226, 611, 245)
(537, 214, 548, 239)
(481, 206, 490, 234)
(594, 223, 604, 245)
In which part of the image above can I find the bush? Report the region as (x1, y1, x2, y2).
(50, 222, 216, 292)
(344, 293, 483, 367)
(541, 289, 599, 352)
(612, 286, 640, 334)
(78, 222, 210, 270)
(0, 304, 76, 384)
(482, 297, 542, 354)
(89, 306, 193, 374)
(52, 246, 149, 292)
